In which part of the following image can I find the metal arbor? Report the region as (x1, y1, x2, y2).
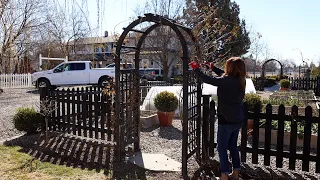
(261, 59, 284, 78)
(114, 13, 202, 178)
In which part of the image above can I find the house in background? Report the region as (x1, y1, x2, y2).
(67, 31, 139, 68)
(68, 31, 116, 67)
(67, 29, 182, 78)
(123, 30, 183, 78)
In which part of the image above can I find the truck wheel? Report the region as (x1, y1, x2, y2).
(99, 77, 110, 88)
(38, 79, 50, 89)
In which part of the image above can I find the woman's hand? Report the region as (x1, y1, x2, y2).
(189, 61, 199, 70)
(203, 61, 214, 70)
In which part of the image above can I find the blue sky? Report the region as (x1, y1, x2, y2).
(84, 0, 319, 63)
(236, 0, 320, 63)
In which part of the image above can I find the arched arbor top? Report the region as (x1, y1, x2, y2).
(261, 58, 283, 78)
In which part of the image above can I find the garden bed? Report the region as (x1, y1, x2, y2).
(262, 90, 319, 116)
(258, 128, 318, 150)
(140, 110, 158, 128)
(261, 104, 319, 116)
(250, 90, 320, 149)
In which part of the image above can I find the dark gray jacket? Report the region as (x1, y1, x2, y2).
(194, 67, 244, 124)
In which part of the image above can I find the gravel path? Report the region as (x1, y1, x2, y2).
(1, 88, 320, 179)
(0, 88, 39, 140)
(140, 119, 320, 179)
(140, 120, 183, 161)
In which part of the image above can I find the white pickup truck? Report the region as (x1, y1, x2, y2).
(32, 61, 115, 89)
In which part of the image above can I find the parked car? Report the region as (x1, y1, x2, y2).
(32, 61, 115, 89)
(139, 68, 163, 81)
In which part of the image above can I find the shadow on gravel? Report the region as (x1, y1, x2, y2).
(240, 162, 319, 180)
(140, 125, 159, 133)
(190, 158, 320, 180)
(159, 126, 182, 140)
(26, 89, 39, 94)
(3, 133, 148, 179)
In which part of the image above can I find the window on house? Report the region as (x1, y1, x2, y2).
(105, 44, 112, 52)
(95, 44, 105, 53)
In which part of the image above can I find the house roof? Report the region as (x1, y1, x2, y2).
(68, 35, 117, 45)
(126, 51, 162, 55)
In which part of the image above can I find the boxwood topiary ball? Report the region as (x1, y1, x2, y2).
(154, 91, 179, 112)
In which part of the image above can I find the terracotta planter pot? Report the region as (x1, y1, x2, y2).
(279, 87, 289, 91)
(157, 111, 174, 126)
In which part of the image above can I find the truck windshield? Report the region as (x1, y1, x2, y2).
(54, 64, 64, 73)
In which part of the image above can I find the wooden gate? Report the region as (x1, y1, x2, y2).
(114, 13, 205, 179)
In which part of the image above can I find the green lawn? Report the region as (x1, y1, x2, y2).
(0, 145, 110, 180)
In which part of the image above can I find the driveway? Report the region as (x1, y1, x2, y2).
(0, 88, 39, 141)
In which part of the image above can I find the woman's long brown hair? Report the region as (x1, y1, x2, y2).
(224, 57, 247, 91)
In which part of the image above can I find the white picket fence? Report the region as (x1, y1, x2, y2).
(0, 74, 32, 88)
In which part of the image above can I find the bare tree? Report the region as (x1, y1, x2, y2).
(133, 0, 185, 80)
(0, 0, 45, 73)
(280, 59, 296, 75)
(41, 0, 92, 60)
(248, 31, 266, 76)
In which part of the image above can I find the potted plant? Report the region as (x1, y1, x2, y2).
(280, 79, 290, 91)
(244, 93, 262, 135)
(154, 91, 179, 126)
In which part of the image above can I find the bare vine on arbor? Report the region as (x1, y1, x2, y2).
(183, 0, 251, 63)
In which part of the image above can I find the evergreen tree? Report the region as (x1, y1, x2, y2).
(183, 0, 251, 62)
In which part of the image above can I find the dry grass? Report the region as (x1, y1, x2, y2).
(0, 145, 110, 180)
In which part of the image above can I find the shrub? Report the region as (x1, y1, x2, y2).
(264, 78, 277, 87)
(262, 98, 304, 107)
(244, 93, 262, 112)
(251, 78, 256, 84)
(170, 75, 183, 84)
(266, 75, 280, 81)
(156, 76, 164, 81)
(281, 75, 289, 80)
(280, 79, 290, 88)
(154, 91, 179, 112)
(13, 107, 43, 134)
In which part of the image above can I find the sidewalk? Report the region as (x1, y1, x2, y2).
(256, 83, 280, 99)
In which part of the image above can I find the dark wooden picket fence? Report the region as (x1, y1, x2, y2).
(250, 77, 320, 95)
(289, 77, 320, 96)
(241, 103, 320, 173)
(40, 87, 114, 141)
(203, 100, 320, 173)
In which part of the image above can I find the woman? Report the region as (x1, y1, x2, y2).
(189, 57, 246, 180)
